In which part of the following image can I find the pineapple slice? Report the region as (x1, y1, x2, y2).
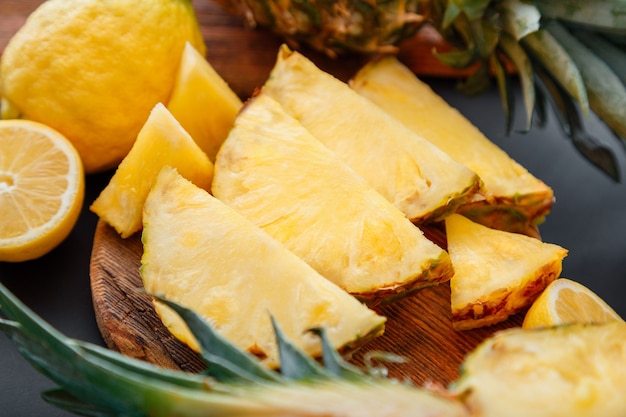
(90, 103, 213, 238)
(141, 166, 386, 368)
(166, 42, 243, 161)
(212, 93, 453, 303)
(262, 45, 481, 224)
(445, 214, 568, 330)
(452, 322, 626, 417)
(350, 56, 554, 237)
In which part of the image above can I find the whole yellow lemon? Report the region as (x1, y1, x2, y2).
(0, 0, 206, 174)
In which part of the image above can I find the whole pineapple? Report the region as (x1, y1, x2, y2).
(215, 0, 626, 180)
(212, 0, 426, 57)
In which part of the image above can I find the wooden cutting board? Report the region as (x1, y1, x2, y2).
(90, 219, 523, 386)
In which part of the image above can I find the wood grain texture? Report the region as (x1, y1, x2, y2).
(90, 220, 523, 386)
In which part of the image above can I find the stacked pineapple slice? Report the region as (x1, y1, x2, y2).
(262, 46, 481, 224)
(91, 43, 570, 367)
(350, 56, 554, 237)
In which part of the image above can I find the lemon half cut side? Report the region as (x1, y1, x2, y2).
(0, 120, 84, 262)
(523, 277, 623, 328)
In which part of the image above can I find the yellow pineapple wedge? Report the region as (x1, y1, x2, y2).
(261, 45, 481, 224)
(451, 322, 626, 417)
(212, 93, 453, 304)
(90, 103, 213, 238)
(166, 42, 243, 161)
(141, 166, 386, 368)
(445, 213, 568, 330)
(350, 56, 554, 237)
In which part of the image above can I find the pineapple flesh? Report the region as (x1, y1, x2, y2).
(90, 103, 213, 238)
(262, 45, 482, 225)
(451, 322, 626, 417)
(141, 166, 386, 368)
(166, 42, 243, 162)
(212, 92, 453, 303)
(445, 214, 568, 330)
(350, 56, 554, 237)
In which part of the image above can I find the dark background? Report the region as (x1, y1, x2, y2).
(1, 79, 625, 416)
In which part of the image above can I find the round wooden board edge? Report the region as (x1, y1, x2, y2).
(89, 219, 523, 385)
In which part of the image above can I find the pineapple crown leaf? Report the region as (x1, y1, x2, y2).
(270, 315, 334, 381)
(153, 295, 282, 384)
(497, 0, 541, 41)
(0, 282, 385, 416)
(533, 59, 621, 182)
(532, 0, 626, 36)
(308, 327, 367, 379)
(41, 388, 117, 417)
(498, 32, 535, 131)
(446, 0, 492, 23)
(490, 52, 516, 135)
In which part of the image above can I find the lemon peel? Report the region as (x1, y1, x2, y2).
(0, 0, 206, 173)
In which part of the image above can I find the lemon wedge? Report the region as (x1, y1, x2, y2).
(523, 277, 623, 328)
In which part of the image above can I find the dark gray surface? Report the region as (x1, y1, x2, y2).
(1, 79, 625, 416)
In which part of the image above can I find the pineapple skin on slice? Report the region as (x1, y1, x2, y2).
(166, 42, 243, 162)
(90, 103, 213, 238)
(451, 322, 626, 417)
(262, 45, 482, 224)
(445, 214, 568, 330)
(212, 93, 454, 303)
(350, 56, 554, 237)
(141, 166, 386, 368)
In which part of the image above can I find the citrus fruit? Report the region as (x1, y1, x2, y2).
(523, 278, 623, 328)
(0, 0, 206, 174)
(0, 120, 84, 262)
(90, 103, 213, 238)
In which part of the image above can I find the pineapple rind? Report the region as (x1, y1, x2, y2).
(446, 214, 568, 330)
(452, 322, 626, 417)
(354, 250, 454, 305)
(263, 45, 482, 224)
(451, 259, 563, 330)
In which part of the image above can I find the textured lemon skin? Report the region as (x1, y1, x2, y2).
(0, 120, 84, 262)
(0, 0, 206, 174)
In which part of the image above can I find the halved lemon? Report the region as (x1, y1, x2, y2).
(0, 120, 84, 262)
(523, 278, 623, 328)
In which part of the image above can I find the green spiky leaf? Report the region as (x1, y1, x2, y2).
(154, 295, 281, 384)
(521, 27, 590, 116)
(270, 316, 331, 381)
(534, 64, 620, 182)
(498, 0, 541, 40)
(532, 0, 626, 36)
(498, 32, 535, 130)
(491, 53, 515, 134)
